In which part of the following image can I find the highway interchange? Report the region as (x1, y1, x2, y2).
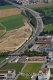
(0, 0, 44, 68)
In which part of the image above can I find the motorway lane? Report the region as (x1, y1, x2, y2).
(0, 0, 44, 68)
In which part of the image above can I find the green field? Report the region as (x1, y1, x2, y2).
(0, 24, 5, 30)
(23, 63, 42, 74)
(0, 56, 7, 62)
(0, 63, 24, 74)
(0, 5, 15, 9)
(43, 8, 53, 16)
(50, 68, 53, 74)
(18, 75, 31, 80)
(0, 23, 6, 37)
(44, 24, 53, 32)
(0, 14, 26, 31)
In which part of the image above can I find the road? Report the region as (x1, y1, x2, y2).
(0, 0, 43, 68)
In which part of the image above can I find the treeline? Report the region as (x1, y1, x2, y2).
(34, 8, 53, 35)
(25, 10, 37, 27)
(40, 30, 53, 36)
(0, 0, 8, 5)
(42, 16, 53, 25)
(20, 50, 48, 57)
(34, 8, 53, 25)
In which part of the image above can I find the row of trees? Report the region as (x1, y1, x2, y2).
(0, 0, 8, 5)
(25, 10, 36, 27)
(40, 30, 53, 36)
(20, 50, 48, 57)
(34, 8, 53, 35)
(34, 8, 53, 25)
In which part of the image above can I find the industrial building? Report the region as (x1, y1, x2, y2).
(39, 45, 53, 52)
(0, 70, 16, 80)
(36, 36, 53, 44)
(48, 52, 53, 61)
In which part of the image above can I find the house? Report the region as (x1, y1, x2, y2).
(0, 70, 16, 80)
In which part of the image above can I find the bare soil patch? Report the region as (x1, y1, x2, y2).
(0, 22, 32, 53)
(0, 8, 21, 18)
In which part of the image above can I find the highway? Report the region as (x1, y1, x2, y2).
(0, 0, 43, 68)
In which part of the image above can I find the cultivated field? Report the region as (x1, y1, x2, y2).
(0, 14, 25, 31)
(0, 22, 32, 53)
(0, 6, 30, 53)
(0, 23, 6, 37)
(0, 8, 21, 18)
(0, 6, 23, 37)
(0, 5, 15, 9)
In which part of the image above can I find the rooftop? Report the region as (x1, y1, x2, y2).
(0, 70, 15, 74)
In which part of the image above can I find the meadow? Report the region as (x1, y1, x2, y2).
(0, 5, 15, 9)
(0, 56, 7, 62)
(44, 24, 53, 33)
(18, 75, 31, 80)
(23, 63, 42, 74)
(0, 14, 25, 31)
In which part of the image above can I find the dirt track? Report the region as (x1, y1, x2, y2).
(0, 8, 21, 18)
(0, 22, 32, 53)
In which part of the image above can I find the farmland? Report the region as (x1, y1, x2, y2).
(0, 6, 32, 53)
(0, 5, 15, 9)
(23, 63, 42, 74)
(0, 14, 25, 31)
(0, 22, 32, 52)
(0, 8, 21, 18)
(0, 23, 6, 37)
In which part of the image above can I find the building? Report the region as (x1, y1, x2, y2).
(38, 66, 50, 80)
(31, 66, 50, 80)
(16, 0, 53, 5)
(16, 0, 29, 5)
(37, 0, 53, 3)
(48, 52, 53, 61)
(0, 70, 16, 80)
(36, 36, 53, 44)
(28, 56, 46, 63)
(39, 45, 53, 52)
